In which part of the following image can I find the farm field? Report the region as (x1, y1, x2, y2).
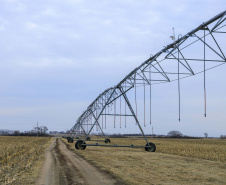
(64, 137, 226, 185)
(0, 136, 53, 185)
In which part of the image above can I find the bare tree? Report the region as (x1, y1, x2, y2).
(34, 126, 40, 136)
(167, 130, 183, 138)
(204, 133, 208, 138)
(220, 135, 226, 139)
(34, 125, 48, 136)
(42, 126, 48, 134)
(14, 130, 20, 136)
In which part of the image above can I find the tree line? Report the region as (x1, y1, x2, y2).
(0, 126, 49, 136)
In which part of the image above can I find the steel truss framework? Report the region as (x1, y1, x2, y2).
(69, 11, 226, 148)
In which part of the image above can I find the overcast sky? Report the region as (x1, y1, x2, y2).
(0, 0, 225, 137)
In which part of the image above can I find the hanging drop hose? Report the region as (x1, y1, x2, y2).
(114, 99, 116, 128)
(96, 109, 98, 131)
(178, 67, 181, 122)
(135, 74, 138, 124)
(102, 97, 104, 129)
(91, 115, 92, 133)
(87, 120, 88, 133)
(105, 96, 107, 129)
(102, 114, 103, 129)
(204, 89, 207, 117)
(204, 29, 207, 117)
(120, 95, 122, 128)
(178, 35, 181, 122)
(124, 83, 127, 128)
(144, 79, 146, 127)
(149, 65, 152, 125)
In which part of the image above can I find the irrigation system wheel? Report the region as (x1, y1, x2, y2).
(145, 142, 156, 152)
(86, 137, 91, 141)
(76, 137, 79, 139)
(105, 138, 111, 143)
(66, 137, 74, 143)
(75, 140, 86, 150)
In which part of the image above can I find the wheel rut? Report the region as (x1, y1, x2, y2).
(36, 138, 117, 185)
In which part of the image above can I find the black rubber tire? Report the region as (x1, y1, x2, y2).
(67, 137, 73, 143)
(75, 140, 86, 150)
(86, 137, 91, 141)
(105, 138, 111, 143)
(145, 142, 156, 152)
(76, 137, 79, 139)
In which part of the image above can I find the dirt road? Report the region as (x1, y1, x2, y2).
(36, 138, 117, 185)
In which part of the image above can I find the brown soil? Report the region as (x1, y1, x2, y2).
(36, 138, 117, 185)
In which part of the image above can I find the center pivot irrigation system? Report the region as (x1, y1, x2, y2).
(66, 11, 226, 152)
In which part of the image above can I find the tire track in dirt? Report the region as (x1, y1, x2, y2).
(36, 138, 116, 185)
(54, 138, 88, 185)
(35, 138, 67, 185)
